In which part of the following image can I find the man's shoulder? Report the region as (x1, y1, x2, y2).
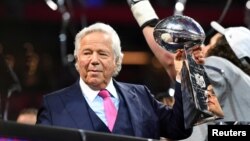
(115, 80, 147, 89)
(205, 56, 231, 67)
(205, 56, 249, 78)
(44, 81, 79, 98)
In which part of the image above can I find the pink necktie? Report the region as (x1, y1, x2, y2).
(98, 89, 117, 131)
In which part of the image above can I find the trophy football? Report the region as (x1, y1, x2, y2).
(153, 15, 223, 129)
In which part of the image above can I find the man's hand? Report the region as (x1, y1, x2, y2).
(192, 46, 205, 65)
(127, 0, 159, 28)
(173, 46, 205, 81)
(174, 50, 184, 82)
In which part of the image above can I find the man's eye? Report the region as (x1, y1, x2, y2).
(100, 52, 108, 56)
(83, 52, 91, 55)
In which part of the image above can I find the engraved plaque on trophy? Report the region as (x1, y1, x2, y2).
(153, 15, 223, 129)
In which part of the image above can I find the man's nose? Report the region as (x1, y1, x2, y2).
(90, 53, 99, 65)
(205, 91, 212, 98)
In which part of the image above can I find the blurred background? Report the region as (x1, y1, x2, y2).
(0, 0, 249, 121)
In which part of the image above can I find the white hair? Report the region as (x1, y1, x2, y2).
(74, 22, 124, 76)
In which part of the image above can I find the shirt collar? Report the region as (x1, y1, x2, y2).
(79, 78, 118, 103)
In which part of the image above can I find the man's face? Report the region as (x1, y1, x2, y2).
(206, 85, 224, 118)
(76, 31, 116, 90)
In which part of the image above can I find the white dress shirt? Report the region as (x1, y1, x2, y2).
(79, 78, 119, 125)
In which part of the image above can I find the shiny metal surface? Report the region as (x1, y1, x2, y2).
(153, 15, 205, 53)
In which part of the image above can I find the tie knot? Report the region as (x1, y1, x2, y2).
(98, 89, 110, 99)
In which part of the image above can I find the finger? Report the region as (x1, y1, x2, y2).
(175, 50, 183, 60)
(193, 51, 205, 64)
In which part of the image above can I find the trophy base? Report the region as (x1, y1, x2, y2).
(181, 60, 217, 129)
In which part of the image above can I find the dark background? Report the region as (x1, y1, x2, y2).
(0, 0, 249, 121)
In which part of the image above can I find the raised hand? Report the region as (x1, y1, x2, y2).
(192, 46, 205, 65)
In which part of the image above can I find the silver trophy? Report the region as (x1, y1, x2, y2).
(153, 15, 222, 129)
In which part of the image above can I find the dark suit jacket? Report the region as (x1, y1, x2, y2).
(37, 79, 192, 140)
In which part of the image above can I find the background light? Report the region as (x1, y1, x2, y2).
(45, 0, 58, 11)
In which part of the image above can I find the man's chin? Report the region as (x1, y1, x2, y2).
(86, 79, 105, 89)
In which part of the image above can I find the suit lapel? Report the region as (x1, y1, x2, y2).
(59, 80, 144, 135)
(114, 81, 143, 137)
(60, 82, 94, 130)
